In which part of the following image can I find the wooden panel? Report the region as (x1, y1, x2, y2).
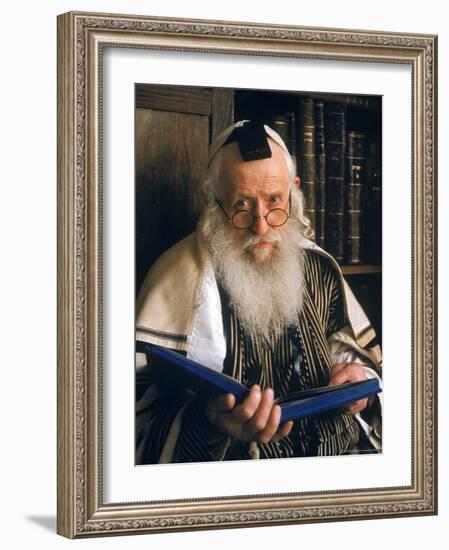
(136, 108, 209, 294)
(211, 88, 234, 140)
(136, 84, 212, 116)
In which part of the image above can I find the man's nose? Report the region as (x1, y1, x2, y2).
(251, 204, 269, 236)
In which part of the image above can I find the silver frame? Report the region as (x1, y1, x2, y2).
(57, 11, 438, 538)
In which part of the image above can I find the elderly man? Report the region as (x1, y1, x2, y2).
(136, 120, 381, 463)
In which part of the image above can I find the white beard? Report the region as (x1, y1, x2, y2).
(202, 209, 305, 346)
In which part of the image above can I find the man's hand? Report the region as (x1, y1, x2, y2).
(329, 362, 368, 414)
(206, 384, 294, 444)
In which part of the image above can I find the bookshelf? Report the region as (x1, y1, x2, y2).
(234, 88, 382, 343)
(341, 265, 382, 275)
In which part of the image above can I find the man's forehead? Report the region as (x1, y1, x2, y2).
(215, 146, 290, 201)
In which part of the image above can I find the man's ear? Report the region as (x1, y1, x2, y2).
(293, 176, 301, 189)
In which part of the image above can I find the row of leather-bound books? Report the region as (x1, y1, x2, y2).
(266, 98, 382, 266)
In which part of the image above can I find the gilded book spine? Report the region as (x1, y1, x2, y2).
(345, 132, 367, 264)
(324, 102, 346, 263)
(314, 100, 326, 249)
(297, 98, 317, 238)
(268, 112, 297, 164)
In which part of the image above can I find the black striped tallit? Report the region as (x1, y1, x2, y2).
(215, 251, 360, 460)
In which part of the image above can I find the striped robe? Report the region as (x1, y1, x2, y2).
(136, 237, 381, 464)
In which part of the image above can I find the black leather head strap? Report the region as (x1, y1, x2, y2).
(223, 120, 272, 161)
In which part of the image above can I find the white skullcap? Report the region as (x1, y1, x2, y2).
(207, 120, 290, 167)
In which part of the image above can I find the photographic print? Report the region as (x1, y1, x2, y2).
(134, 84, 383, 465)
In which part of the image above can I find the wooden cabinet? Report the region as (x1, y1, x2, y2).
(135, 85, 233, 292)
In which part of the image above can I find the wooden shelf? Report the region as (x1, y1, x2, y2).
(341, 265, 382, 275)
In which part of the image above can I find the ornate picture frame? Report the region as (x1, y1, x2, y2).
(57, 11, 437, 538)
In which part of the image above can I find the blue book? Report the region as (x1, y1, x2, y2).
(136, 342, 381, 423)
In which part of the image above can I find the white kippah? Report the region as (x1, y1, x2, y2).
(207, 120, 290, 167)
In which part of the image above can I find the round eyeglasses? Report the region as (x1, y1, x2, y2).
(215, 191, 291, 230)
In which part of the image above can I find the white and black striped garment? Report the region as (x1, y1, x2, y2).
(137, 252, 363, 463)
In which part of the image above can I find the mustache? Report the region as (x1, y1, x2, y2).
(242, 230, 283, 250)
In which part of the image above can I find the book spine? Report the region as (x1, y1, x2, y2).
(314, 100, 326, 249)
(365, 138, 382, 265)
(324, 102, 346, 263)
(345, 131, 367, 264)
(297, 98, 317, 238)
(268, 112, 297, 166)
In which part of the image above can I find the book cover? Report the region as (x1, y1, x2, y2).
(137, 342, 382, 423)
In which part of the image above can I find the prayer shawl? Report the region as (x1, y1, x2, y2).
(136, 231, 382, 463)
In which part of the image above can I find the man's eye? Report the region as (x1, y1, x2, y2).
(269, 196, 280, 205)
(235, 199, 249, 209)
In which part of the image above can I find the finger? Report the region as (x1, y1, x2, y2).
(330, 363, 367, 386)
(331, 363, 349, 376)
(206, 393, 236, 430)
(329, 370, 352, 386)
(328, 363, 350, 386)
(255, 404, 282, 444)
(231, 384, 262, 423)
(207, 392, 236, 413)
(344, 398, 368, 414)
(272, 420, 294, 442)
(243, 388, 275, 436)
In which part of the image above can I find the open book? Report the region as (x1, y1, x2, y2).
(136, 342, 382, 423)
